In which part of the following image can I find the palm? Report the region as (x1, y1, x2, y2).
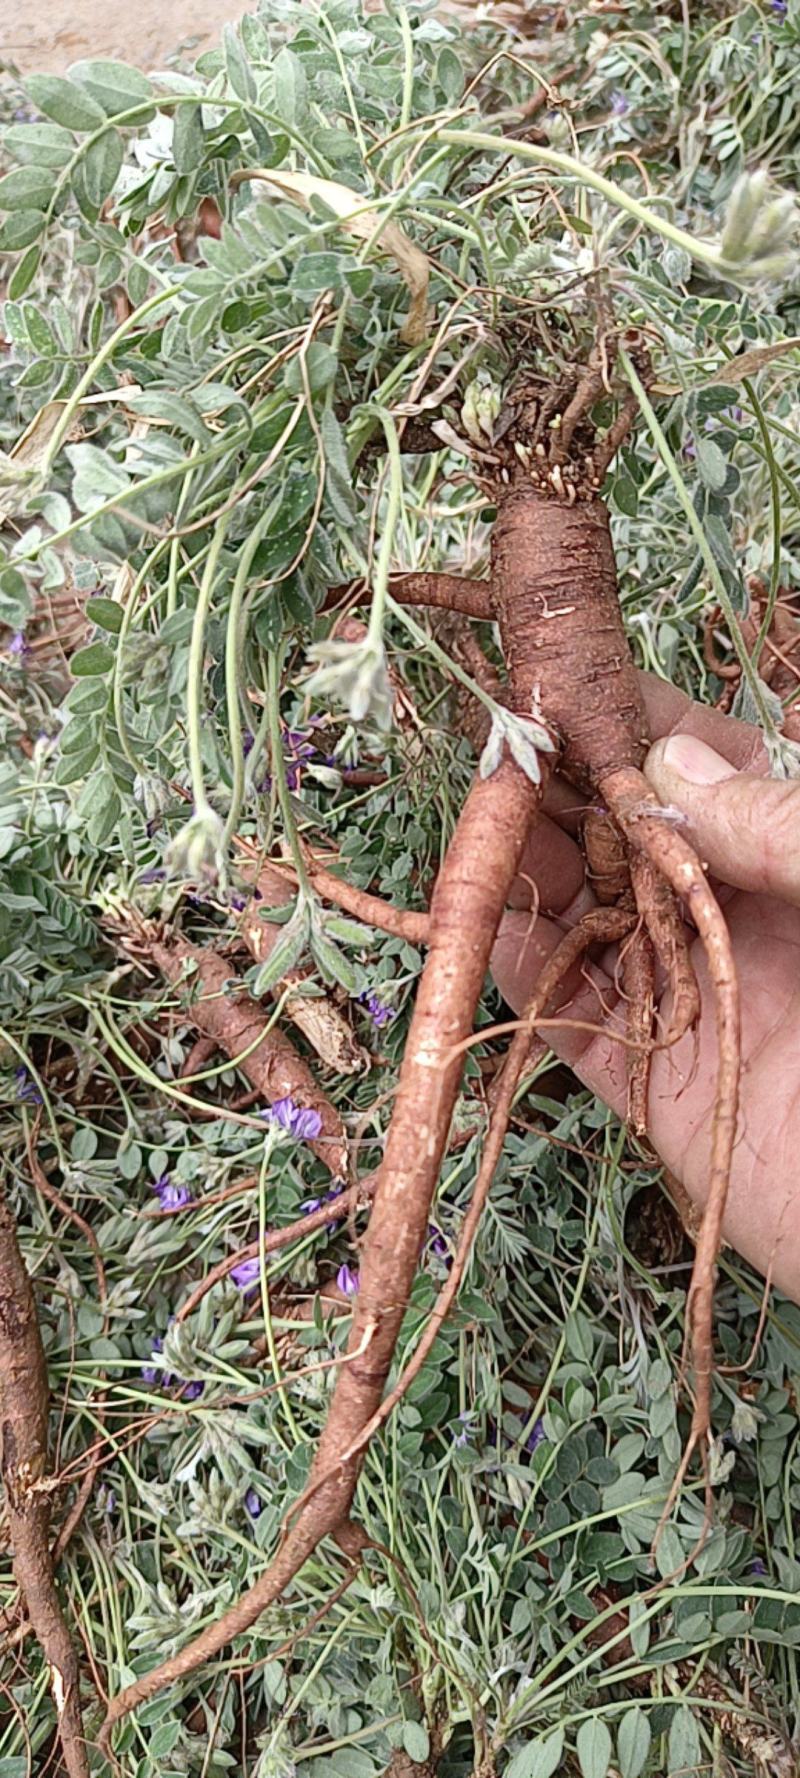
(492, 677, 800, 1300)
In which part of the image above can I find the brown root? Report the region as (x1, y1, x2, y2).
(236, 847, 430, 948)
(0, 1198, 91, 1778)
(286, 903, 638, 1507)
(621, 919, 655, 1138)
(150, 933, 349, 1179)
(583, 808, 630, 904)
(324, 572, 494, 622)
(602, 765, 740, 1526)
(630, 852, 700, 1047)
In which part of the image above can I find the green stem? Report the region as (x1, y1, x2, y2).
(257, 1143, 303, 1444)
(187, 513, 231, 814)
(112, 537, 172, 779)
(42, 288, 178, 474)
(619, 348, 780, 746)
(436, 128, 733, 274)
(221, 508, 278, 850)
(266, 644, 312, 897)
(744, 374, 783, 671)
(361, 408, 404, 648)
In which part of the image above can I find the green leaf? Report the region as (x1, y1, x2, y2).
(437, 46, 465, 102)
(6, 869, 99, 955)
(655, 1523, 684, 1579)
(7, 245, 42, 300)
(612, 474, 638, 517)
(284, 341, 337, 396)
(290, 251, 345, 296)
(618, 1709, 651, 1778)
(173, 105, 206, 175)
(310, 930, 360, 994)
(0, 568, 33, 628)
(576, 1718, 612, 1778)
(20, 305, 56, 355)
(251, 903, 311, 995)
(323, 915, 373, 948)
(67, 59, 155, 118)
(273, 47, 307, 128)
(695, 435, 727, 492)
(505, 1729, 564, 1778)
(85, 597, 124, 634)
(87, 779, 122, 847)
(401, 1724, 430, 1764)
(0, 212, 45, 252)
(83, 129, 124, 207)
(668, 1707, 701, 1775)
(223, 23, 256, 102)
(53, 743, 101, 785)
(3, 122, 74, 169)
(0, 166, 53, 212)
(71, 642, 115, 677)
(25, 72, 107, 131)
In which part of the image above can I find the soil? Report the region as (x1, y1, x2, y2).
(3, 0, 243, 76)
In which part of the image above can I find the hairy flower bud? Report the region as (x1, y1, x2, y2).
(305, 635, 393, 730)
(165, 803, 225, 884)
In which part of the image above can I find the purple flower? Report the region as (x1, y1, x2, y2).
(265, 1095, 323, 1141)
(229, 892, 247, 912)
(182, 1379, 205, 1402)
(244, 1487, 263, 1518)
(682, 434, 696, 460)
(428, 1225, 450, 1260)
(525, 1418, 546, 1454)
(301, 1196, 323, 1214)
(358, 989, 397, 1029)
(750, 1557, 768, 1576)
(141, 1337, 172, 1387)
(336, 1264, 360, 1297)
(772, 0, 787, 16)
(610, 90, 629, 116)
(151, 1173, 193, 1212)
(15, 1067, 42, 1106)
(8, 631, 30, 658)
(453, 1411, 473, 1450)
(138, 865, 166, 884)
(230, 1255, 262, 1291)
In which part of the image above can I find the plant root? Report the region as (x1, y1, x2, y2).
(601, 765, 740, 1530)
(325, 572, 494, 621)
(150, 932, 349, 1178)
(621, 918, 655, 1137)
(99, 758, 543, 1742)
(0, 1197, 91, 1778)
(630, 852, 700, 1047)
(287, 904, 637, 1507)
(236, 846, 430, 947)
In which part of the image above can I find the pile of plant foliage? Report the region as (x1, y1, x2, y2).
(1, 1, 800, 1774)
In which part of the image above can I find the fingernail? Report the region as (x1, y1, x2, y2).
(660, 734, 737, 786)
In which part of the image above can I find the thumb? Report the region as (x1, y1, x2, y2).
(644, 732, 800, 905)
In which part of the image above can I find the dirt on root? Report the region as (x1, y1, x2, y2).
(3, 0, 245, 77)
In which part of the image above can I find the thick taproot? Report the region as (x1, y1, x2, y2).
(491, 490, 648, 789)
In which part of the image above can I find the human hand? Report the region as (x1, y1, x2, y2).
(492, 674, 800, 1302)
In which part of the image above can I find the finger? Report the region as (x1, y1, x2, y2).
(645, 734, 800, 905)
(492, 910, 627, 1114)
(639, 671, 768, 771)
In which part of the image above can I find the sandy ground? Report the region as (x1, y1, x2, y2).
(3, 0, 243, 75)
